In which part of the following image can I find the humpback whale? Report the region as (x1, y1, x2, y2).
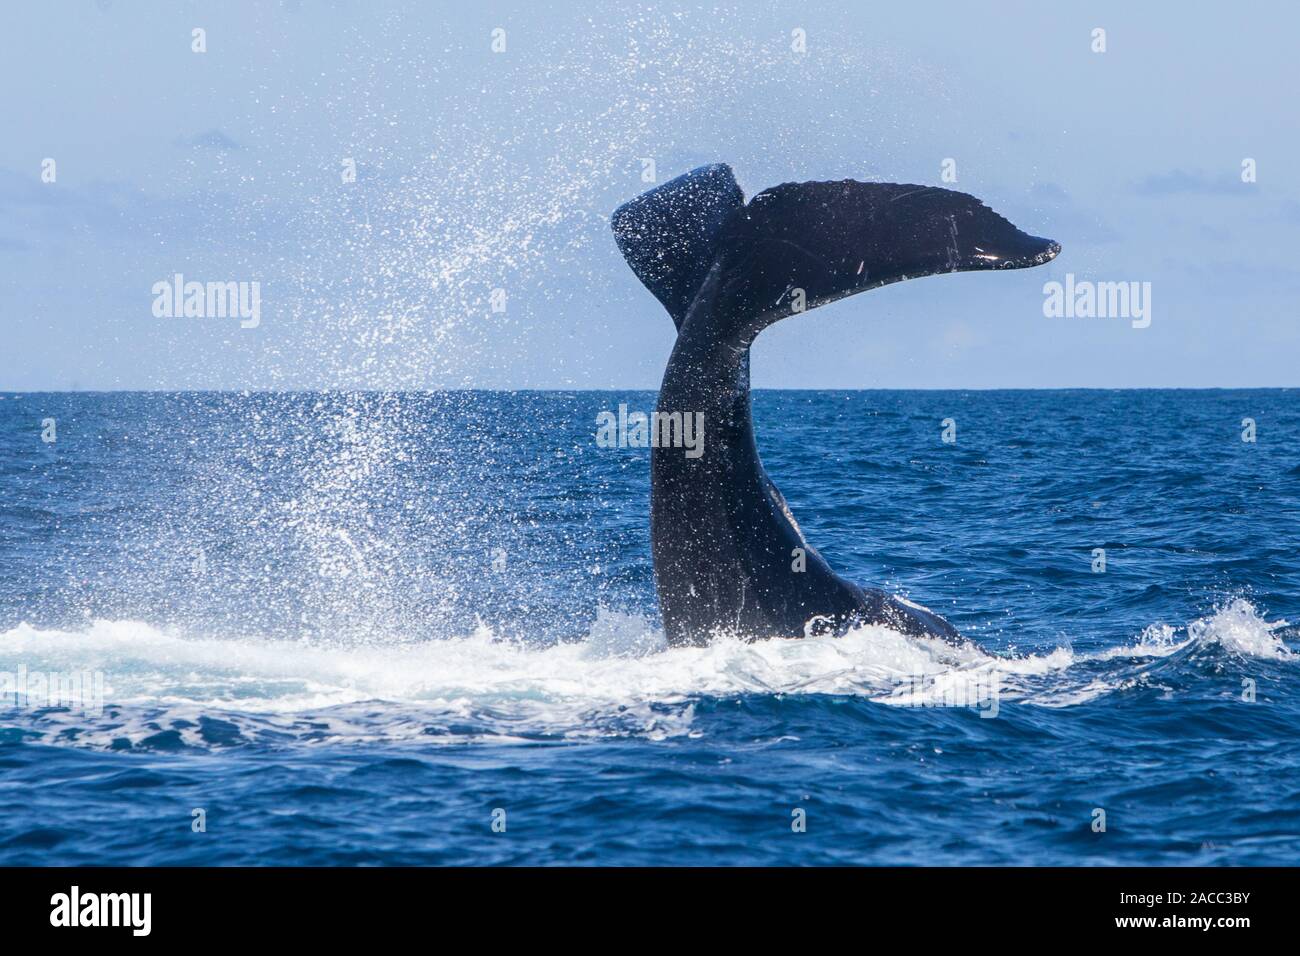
(612, 164, 1059, 647)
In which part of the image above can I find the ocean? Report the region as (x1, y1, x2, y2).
(1, 389, 1297, 865)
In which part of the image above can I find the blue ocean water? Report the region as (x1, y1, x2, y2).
(0, 389, 1297, 865)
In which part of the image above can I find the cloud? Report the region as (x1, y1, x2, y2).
(1133, 169, 1244, 197)
(1179, 258, 1300, 294)
(0, 168, 242, 245)
(181, 129, 242, 151)
(1028, 181, 1120, 243)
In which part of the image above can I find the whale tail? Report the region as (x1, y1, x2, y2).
(612, 165, 1059, 647)
(613, 166, 1060, 343)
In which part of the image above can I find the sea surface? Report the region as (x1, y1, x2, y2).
(1, 389, 1297, 865)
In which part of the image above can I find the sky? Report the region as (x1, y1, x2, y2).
(2, 0, 1298, 390)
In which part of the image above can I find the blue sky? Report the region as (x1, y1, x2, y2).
(3, 1, 1297, 390)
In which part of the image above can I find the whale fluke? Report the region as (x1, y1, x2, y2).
(714, 179, 1061, 343)
(611, 163, 745, 329)
(613, 164, 1060, 646)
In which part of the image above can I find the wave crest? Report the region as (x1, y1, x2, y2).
(0, 599, 1291, 749)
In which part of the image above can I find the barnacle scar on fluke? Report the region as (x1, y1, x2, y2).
(612, 164, 1060, 647)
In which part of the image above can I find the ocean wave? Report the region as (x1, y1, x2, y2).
(0, 599, 1290, 749)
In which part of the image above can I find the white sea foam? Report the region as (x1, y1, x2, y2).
(0, 600, 1289, 748)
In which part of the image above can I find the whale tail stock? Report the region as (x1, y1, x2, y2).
(612, 163, 1060, 341)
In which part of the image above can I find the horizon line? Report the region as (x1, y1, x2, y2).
(2, 385, 1296, 395)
